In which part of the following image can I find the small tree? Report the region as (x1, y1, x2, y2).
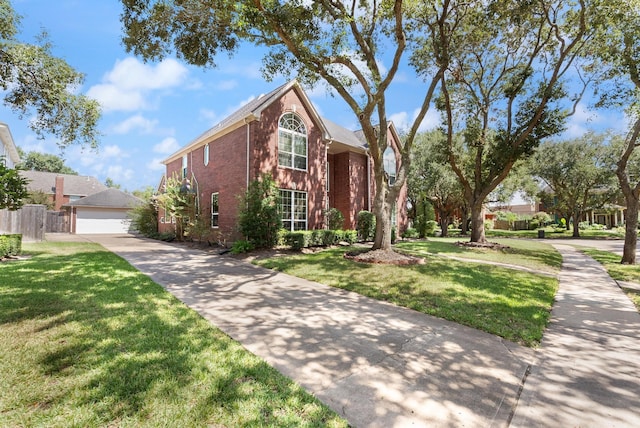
(155, 174, 197, 241)
(357, 211, 376, 242)
(237, 174, 281, 249)
(23, 189, 53, 209)
(0, 157, 28, 210)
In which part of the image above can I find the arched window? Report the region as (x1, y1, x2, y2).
(278, 113, 307, 170)
(384, 146, 396, 185)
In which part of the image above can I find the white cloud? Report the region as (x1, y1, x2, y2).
(87, 57, 189, 112)
(105, 165, 134, 182)
(112, 115, 159, 134)
(389, 107, 441, 133)
(153, 137, 180, 154)
(147, 157, 166, 171)
(101, 144, 125, 158)
(199, 109, 218, 125)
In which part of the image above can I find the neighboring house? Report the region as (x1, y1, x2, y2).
(20, 170, 107, 211)
(158, 79, 408, 241)
(65, 188, 145, 234)
(0, 122, 21, 168)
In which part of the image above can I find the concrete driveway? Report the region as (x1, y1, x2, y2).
(69, 234, 535, 428)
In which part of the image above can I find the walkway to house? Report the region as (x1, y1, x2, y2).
(49, 234, 640, 427)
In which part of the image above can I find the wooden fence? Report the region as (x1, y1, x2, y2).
(0, 205, 71, 241)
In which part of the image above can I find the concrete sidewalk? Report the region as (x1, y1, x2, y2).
(511, 244, 640, 427)
(73, 234, 534, 427)
(53, 234, 640, 427)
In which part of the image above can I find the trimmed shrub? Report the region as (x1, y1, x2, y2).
(325, 208, 344, 230)
(401, 228, 419, 239)
(335, 229, 357, 244)
(357, 211, 376, 241)
(130, 201, 158, 237)
(0, 234, 22, 258)
(282, 229, 357, 250)
(425, 220, 438, 237)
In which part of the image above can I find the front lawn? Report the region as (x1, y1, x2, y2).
(396, 238, 562, 274)
(0, 242, 346, 427)
(254, 243, 559, 347)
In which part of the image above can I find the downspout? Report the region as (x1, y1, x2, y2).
(246, 120, 251, 189)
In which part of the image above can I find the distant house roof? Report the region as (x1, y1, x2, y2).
(0, 122, 21, 167)
(20, 170, 107, 196)
(65, 188, 144, 209)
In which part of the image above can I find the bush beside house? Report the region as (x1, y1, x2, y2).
(0, 234, 21, 258)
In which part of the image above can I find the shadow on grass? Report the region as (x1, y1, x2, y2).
(0, 249, 343, 426)
(256, 247, 556, 346)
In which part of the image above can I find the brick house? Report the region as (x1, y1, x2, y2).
(158, 80, 407, 241)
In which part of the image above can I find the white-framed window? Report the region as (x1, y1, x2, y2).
(182, 155, 188, 178)
(279, 189, 307, 231)
(204, 144, 210, 166)
(278, 113, 307, 170)
(211, 192, 219, 228)
(384, 146, 396, 185)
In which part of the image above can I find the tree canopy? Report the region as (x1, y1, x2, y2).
(0, 156, 27, 210)
(17, 149, 78, 174)
(0, 0, 101, 148)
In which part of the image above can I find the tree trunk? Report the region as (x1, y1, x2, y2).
(470, 202, 487, 243)
(460, 206, 470, 235)
(621, 197, 639, 264)
(572, 211, 580, 238)
(439, 217, 449, 237)
(372, 189, 393, 251)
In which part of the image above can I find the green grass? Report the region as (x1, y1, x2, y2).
(581, 248, 640, 312)
(396, 238, 562, 274)
(254, 246, 558, 347)
(0, 242, 346, 428)
(486, 227, 625, 239)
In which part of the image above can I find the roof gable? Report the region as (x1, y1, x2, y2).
(20, 170, 107, 196)
(66, 188, 144, 208)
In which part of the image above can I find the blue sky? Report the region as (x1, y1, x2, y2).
(1, 0, 624, 192)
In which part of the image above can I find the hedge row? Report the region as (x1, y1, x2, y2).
(282, 229, 357, 250)
(0, 234, 22, 258)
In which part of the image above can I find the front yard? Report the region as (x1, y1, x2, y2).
(0, 242, 346, 427)
(254, 238, 560, 347)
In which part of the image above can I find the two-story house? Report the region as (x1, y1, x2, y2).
(158, 80, 407, 241)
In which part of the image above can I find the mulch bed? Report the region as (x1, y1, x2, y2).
(344, 249, 425, 265)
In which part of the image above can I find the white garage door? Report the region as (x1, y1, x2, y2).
(75, 208, 134, 234)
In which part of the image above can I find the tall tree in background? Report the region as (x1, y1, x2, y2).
(120, 0, 475, 251)
(17, 149, 78, 174)
(0, 0, 100, 148)
(0, 155, 27, 209)
(589, 0, 640, 263)
(408, 130, 465, 237)
(430, 0, 593, 243)
(528, 134, 617, 237)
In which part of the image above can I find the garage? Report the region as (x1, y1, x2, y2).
(67, 188, 144, 234)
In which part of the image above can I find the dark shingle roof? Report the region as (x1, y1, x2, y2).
(322, 116, 367, 150)
(65, 188, 144, 209)
(20, 171, 107, 196)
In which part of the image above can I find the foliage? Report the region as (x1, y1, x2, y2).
(255, 240, 559, 347)
(425, 220, 438, 237)
(428, 1, 595, 243)
(408, 130, 465, 237)
(0, 241, 346, 427)
(104, 177, 121, 189)
(130, 200, 158, 237)
(527, 133, 617, 237)
(325, 207, 344, 231)
(401, 228, 419, 239)
(231, 239, 255, 254)
(0, 2, 100, 148)
(17, 150, 77, 174)
(0, 233, 21, 257)
(532, 212, 552, 226)
(356, 211, 376, 242)
(282, 229, 357, 250)
(155, 174, 197, 241)
(22, 189, 53, 209)
(237, 173, 281, 249)
(0, 156, 28, 210)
